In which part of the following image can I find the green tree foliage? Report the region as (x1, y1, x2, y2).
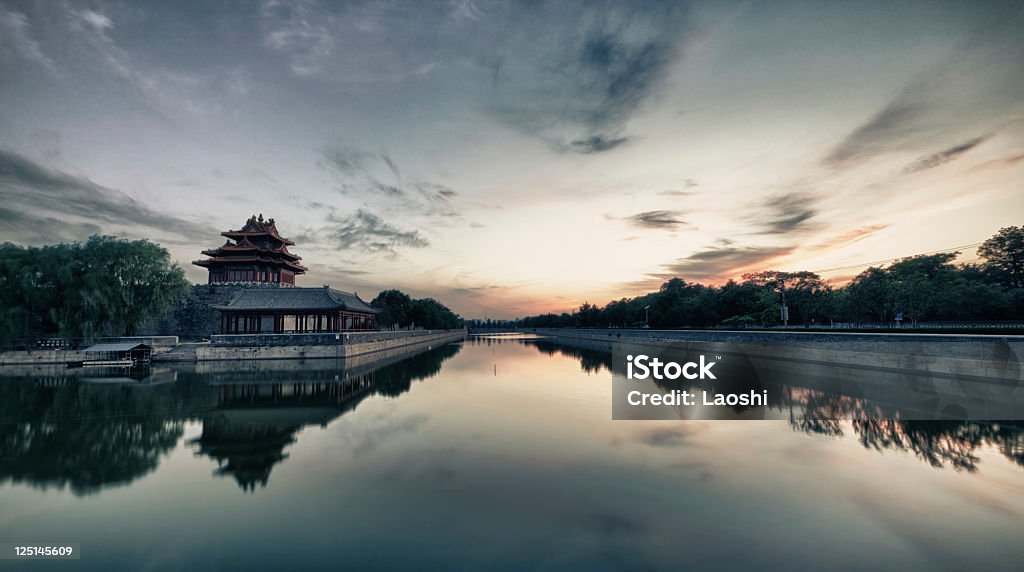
(0, 236, 189, 343)
(517, 226, 1024, 329)
(370, 289, 414, 327)
(978, 226, 1024, 288)
(371, 289, 462, 330)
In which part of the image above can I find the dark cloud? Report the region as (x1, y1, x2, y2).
(641, 243, 795, 285)
(824, 96, 927, 168)
(319, 146, 385, 184)
(904, 136, 990, 173)
(625, 210, 688, 230)
(489, 1, 688, 153)
(371, 182, 404, 197)
(318, 146, 459, 218)
(380, 153, 400, 178)
(562, 135, 630, 154)
(325, 209, 428, 255)
(0, 148, 216, 245)
(0, 207, 102, 244)
(825, 9, 1024, 169)
(412, 182, 460, 217)
(753, 191, 817, 235)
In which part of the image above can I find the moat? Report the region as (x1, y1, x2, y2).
(1, 334, 1022, 571)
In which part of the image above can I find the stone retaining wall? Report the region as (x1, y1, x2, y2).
(531, 328, 1024, 382)
(162, 329, 466, 362)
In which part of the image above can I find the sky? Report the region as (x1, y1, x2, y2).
(0, 0, 1022, 319)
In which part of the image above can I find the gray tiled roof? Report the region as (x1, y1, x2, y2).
(212, 287, 380, 313)
(84, 343, 153, 352)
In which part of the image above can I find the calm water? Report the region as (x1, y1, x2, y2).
(1, 335, 1023, 571)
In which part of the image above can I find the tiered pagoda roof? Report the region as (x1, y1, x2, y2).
(193, 214, 308, 281)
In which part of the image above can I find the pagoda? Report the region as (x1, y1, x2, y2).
(193, 214, 308, 286)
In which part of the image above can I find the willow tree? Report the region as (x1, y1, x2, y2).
(0, 236, 189, 342)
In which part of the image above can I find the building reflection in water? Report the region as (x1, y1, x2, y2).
(0, 341, 462, 495)
(191, 369, 379, 492)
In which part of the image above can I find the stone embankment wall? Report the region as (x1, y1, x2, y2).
(0, 336, 179, 366)
(138, 283, 260, 341)
(530, 328, 1024, 382)
(0, 331, 465, 365)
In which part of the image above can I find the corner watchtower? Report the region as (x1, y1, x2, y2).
(193, 214, 308, 286)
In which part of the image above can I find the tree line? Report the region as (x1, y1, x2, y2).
(371, 289, 464, 330)
(0, 236, 190, 343)
(514, 226, 1024, 329)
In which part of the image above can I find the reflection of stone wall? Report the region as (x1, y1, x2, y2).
(177, 330, 466, 361)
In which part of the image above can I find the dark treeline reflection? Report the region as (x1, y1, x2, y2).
(0, 343, 462, 495)
(474, 334, 1024, 473)
(0, 378, 212, 496)
(465, 335, 614, 375)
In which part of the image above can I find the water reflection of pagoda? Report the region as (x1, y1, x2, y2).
(191, 371, 376, 492)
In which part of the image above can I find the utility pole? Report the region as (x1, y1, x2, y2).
(779, 277, 789, 327)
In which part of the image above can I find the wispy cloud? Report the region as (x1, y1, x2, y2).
(640, 242, 795, 285)
(657, 180, 698, 196)
(903, 136, 990, 173)
(0, 149, 216, 245)
(260, 0, 335, 76)
(809, 224, 889, 251)
(0, 207, 102, 244)
(318, 145, 459, 218)
(825, 9, 1024, 169)
(968, 152, 1024, 172)
(624, 210, 688, 230)
(63, 5, 209, 117)
(824, 90, 929, 168)
(751, 191, 818, 235)
(0, 5, 57, 73)
(324, 209, 429, 256)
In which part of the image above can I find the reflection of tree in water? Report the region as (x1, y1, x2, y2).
(786, 389, 1024, 472)
(853, 420, 1024, 472)
(464, 335, 614, 374)
(785, 389, 888, 438)
(0, 380, 213, 496)
(376, 342, 462, 396)
(524, 337, 1024, 473)
(524, 339, 612, 374)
